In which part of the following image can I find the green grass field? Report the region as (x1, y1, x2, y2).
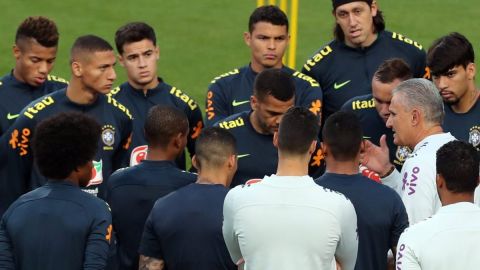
(0, 0, 479, 114)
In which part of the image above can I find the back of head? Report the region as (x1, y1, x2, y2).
(393, 78, 444, 125)
(374, 58, 413, 83)
(332, 0, 385, 41)
(144, 105, 188, 148)
(253, 69, 295, 102)
(249, 5, 289, 33)
(15, 16, 59, 48)
(427, 32, 475, 76)
(195, 127, 237, 170)
(322, 111, 363, 161)
(436, 140, 479, 193)
(115, 22, 156, 55)
(70, 35, 113, 63)
(278, 107, 319, 155)
(33, 112, 101, 180)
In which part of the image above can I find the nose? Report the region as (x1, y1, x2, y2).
(138, 55, 147, 68)
(108, 67, 117, 81)
(348, 13, 357, 27)
(386, 115, 393, 129)
(38, 61, 48, 74)
(267, 38, 275, 50)
(434, 76, 447, 90)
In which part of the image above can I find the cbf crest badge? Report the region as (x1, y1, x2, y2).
(102, 125, 115, 150)
(469, 126, 480, 148)
(395, 146, 411, 165)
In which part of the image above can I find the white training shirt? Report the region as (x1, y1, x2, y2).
(382, 133, 456, 224)
(475, 185, 480, 207)
(222, 175, 358, 270)
(396, 202, 480, 270)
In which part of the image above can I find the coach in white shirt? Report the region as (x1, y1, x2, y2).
(362, 78, 456, 224)
(222, 107, 358, 270)
(396, 140, 480, 270)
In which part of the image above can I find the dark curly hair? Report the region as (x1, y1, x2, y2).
(15, 16, 59, 48)
(33, 112, 101, 180)
(115, 22, 156, 55)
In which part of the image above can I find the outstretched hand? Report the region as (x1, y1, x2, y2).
(361, 134, 393, 176)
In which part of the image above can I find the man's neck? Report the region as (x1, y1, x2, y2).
(441, 193, 474, 206)
(250, 61, 283, 74)
(128, 77, 159, 95)
(325, 158, 359, 175)
(451, 88, 479, 113)
(196, 169, 229, 187)
(276, 154, 309, 176)
(146, 148, 178, 162)
(66, 81, 98, 105)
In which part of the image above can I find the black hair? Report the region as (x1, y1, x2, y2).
(427, 32, 475, 76)
(249, 5, 289, 33)
(115, 22, 156, 55)
(253, 69, 295, 102)
(70, 35, 113, 62)
(194, 127, 236, 170)
(33, 112, 101, 180)
(16, 16, 59, 48)
(436, 140, 479, 193)
(278, 107, 319, 155)
(322, 111, 363, 161)
(144, 105, 188, 148)
(374, 58, 412, 83)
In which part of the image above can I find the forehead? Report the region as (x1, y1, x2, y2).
(122, 39, 155, 55)
(372, 79, 402, 96)
(251, 22, 288, 36)
(335, 1, 370, 13)
(85, 50, 116, 65)
(259, 94, 294, 111)
(18, 38, 57, 56)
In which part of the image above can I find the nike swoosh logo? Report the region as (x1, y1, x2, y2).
(237, 154, 250, 159)
(7, 113, 19, 120)
(232, 100, 250, 107)
(334, 80, 351, 90)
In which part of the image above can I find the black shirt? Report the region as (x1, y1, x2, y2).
(443, 99, 480, 151)
(0, 89, 132, 215)
(0, 72, 67, 136)
(303, 30, 426, 122)
(107, 160, 196, 270)
(139, 183, 236, 270)
(0, 180, 112, 270)
(111, 79, 204, 169)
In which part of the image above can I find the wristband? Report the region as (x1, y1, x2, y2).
(380, 165, 395, 178)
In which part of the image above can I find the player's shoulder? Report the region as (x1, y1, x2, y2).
(46, 74, 69, 85)
(209, 66, 246, 85)
(341, 94, 375, 111)
(104, 94, 133, 120)
(283, 67, 321, 88)
(162, 82, 200, 112)
(214, 111, 249, 130)
(303, 40, 338, 72)
(382, 30, 424, 52)
(20, 90, 63, 120)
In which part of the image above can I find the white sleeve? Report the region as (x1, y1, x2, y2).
(335, 199, 358, 270)
(395, 231, 421, 270)
(222, 190, 243, 265)
(400, 162, 439, 225)
(381, 169, 402, 195)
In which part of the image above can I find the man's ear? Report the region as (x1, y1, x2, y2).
(244, 31, 251, 47)
(13, 45, 21, 60)
(436, 173, 445, 190)
(250, 95, 258, 111)
(309, 140, 317, 155)
(411, 109, 420, 126)
(118, 54, 125, 67)
(72, 61, 82, 77)
(192, 155, 199, 170)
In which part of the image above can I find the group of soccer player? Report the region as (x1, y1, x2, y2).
(0, 0, 479, 269)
